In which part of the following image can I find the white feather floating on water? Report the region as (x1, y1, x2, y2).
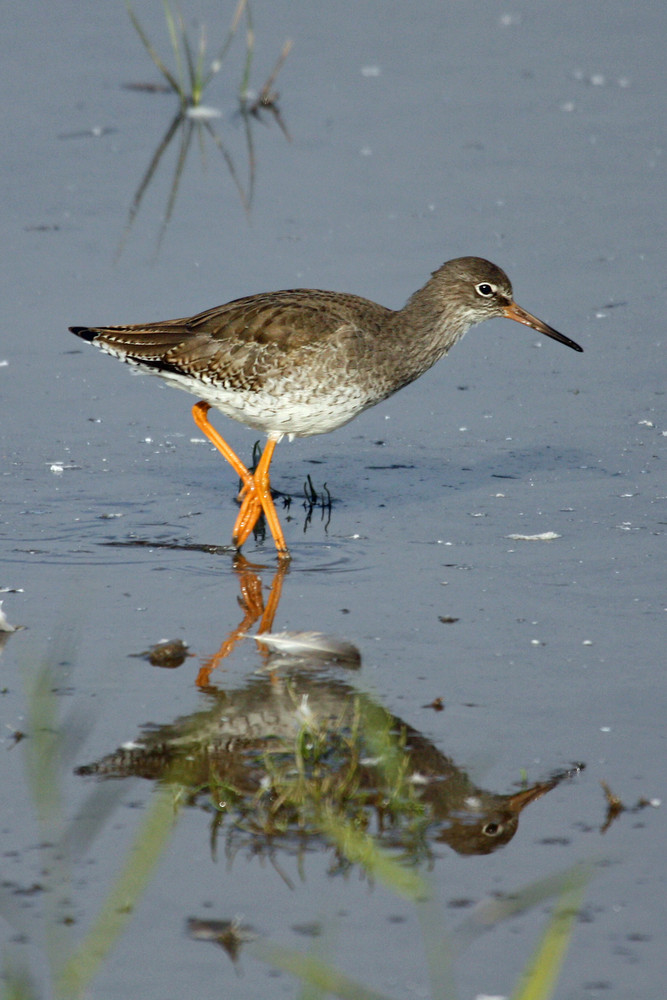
(0, 601, 16, 633)
(506, 531, 561, 542)
(253, 631, 361, 666)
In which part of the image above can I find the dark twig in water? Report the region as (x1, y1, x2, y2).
(245, 39, 293, 140)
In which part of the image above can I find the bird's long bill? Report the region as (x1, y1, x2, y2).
(507, 779, 559, 815)
(503, 301, 583, 353)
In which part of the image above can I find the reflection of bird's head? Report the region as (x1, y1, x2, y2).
(435, 781, 557, 856)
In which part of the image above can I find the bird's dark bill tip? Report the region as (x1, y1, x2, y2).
(548, 329, 584, 353)
(503, 303, 583, 353)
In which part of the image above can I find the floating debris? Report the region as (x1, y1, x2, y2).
(132, 638, 191, 668)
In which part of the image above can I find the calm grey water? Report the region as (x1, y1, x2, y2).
(1, 2, 665, 997)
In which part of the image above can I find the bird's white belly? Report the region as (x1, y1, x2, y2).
(147, 365, 371, 439)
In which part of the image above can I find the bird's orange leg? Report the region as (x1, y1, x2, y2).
(192, 403, 289, 558)
(191, 402, 256, 493)
(234, 438, 289, 558)
(233, 487, 262, 545)
(192, 401, 268, 552)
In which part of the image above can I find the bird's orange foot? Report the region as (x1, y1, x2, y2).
(233, 484, 263, 548)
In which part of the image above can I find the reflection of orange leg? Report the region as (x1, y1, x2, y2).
(255, 557, 289, 670)
(234, 439, 289, 558)
(257, 555, 288, 634)
(195, 556, 290, 686)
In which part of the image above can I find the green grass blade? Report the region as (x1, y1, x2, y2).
(511, 869, 588, 1000)
(56, 787, 177, 997)
(318, 812, 428, 901)
(248, 941, 397, 1000)
(178, 10, 200, 102)
(125, 0, 181, 95)
(415, 894, 458, 1000)
(452, 863, 590, 956)
(238, 0, 254, 101)
(162, 0, 185, 100)
(201, 0, 248, 91)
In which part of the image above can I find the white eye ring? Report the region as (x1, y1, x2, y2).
(475, 282, 497, 298)
(483, 821, 503, 837)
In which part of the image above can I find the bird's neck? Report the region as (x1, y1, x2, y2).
(384, 283, 473, 387)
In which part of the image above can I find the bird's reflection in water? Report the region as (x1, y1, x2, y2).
(77, 559, 583, 862)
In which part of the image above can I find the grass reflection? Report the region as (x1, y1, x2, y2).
(118, 0, 292, 255)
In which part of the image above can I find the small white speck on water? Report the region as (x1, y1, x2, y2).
(530, 639, 544, 647)
(573, 69, 608, 86)
(560, 100, 576, 112)
(648, 798, 661, 808)
(361, 64, 381, 77)
(458, 425, 468, 432)
(638, 419, 654, 427)
(600, 726, 611, 733)
(582, 639, 593, 646)
(190, 437, 207, 444)
(494, 493, 506, 498)
(143, 437, 153, 444)
(0, 360, 8, 367)
(360, 146, 372, 156)
(50, 464, 64, 475)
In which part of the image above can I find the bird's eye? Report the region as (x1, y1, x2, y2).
(482, 822, 503, 837)
(475, 282, 496, 298)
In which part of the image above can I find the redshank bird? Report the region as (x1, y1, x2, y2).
(70, 256, 582, 558)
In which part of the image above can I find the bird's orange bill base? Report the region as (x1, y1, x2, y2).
(192, 402, 289, 558)
(502, 302, 583, 353)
